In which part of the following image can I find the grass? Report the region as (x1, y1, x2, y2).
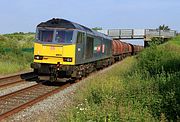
(0, 33, 34, 75)
(0, 62, 27, 74)
(60, 36, 180, 122)
(169, 36, 180, 45)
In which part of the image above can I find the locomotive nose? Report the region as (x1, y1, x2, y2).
(35, 44, 63, 57)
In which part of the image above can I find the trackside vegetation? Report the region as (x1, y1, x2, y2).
(60, 36, 180, 121)
(0, 33, 34, 75)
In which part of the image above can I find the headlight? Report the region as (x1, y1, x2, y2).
(34, 55, 43, 60)
(63, 57, 72, 62)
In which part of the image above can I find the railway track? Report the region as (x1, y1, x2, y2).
(0, 72, 36, 89)
(0, 81, 71, 120)
(0, 62, 115, 120)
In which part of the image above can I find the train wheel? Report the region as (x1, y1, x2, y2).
(82, 69, 87, 77)
(49, 65, 57, 82)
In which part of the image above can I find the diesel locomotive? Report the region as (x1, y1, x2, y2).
(31, 18, 143, 82)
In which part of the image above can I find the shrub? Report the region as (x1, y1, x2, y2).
(0, 33, 34, 74)
(135, 39, 180, 121)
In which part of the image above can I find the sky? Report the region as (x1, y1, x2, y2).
(0, 0, 179, 34)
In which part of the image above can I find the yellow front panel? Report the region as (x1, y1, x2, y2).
(34, 43, 76, 65)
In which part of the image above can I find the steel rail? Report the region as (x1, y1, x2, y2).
(0, 82, 71, 120)
(0, 72, 35, 89)
(0, 79, 25, 88)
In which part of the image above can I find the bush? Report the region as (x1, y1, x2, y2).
(135, 38, 180, 121)
(0, 33, 34, 74)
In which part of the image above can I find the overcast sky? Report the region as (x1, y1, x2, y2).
(0, 0, 179, 34)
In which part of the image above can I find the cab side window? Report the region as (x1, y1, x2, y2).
(77, 32, 85, 44)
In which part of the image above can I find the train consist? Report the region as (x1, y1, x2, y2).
(31, 18, 143, 82)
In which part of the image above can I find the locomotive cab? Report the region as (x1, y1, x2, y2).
(34, 28, 76, 65)
(32, 28, 78, 81)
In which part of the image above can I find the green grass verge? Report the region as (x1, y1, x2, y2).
(0, 33, 34, 75)
(0, 61, 29, 74)
(169, 36, 180, 45)
(60, 37, 180, 121)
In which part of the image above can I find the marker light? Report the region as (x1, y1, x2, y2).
(34, 55, 43, 60)
(63, 57, 72, 62)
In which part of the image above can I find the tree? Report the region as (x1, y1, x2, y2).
(158, 24, 170, 30)
(92, 27, 102, 31)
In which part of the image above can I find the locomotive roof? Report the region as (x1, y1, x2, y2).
(37, 18, 111, 40)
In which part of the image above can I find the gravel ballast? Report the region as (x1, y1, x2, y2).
(0, 82, 38, 97)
